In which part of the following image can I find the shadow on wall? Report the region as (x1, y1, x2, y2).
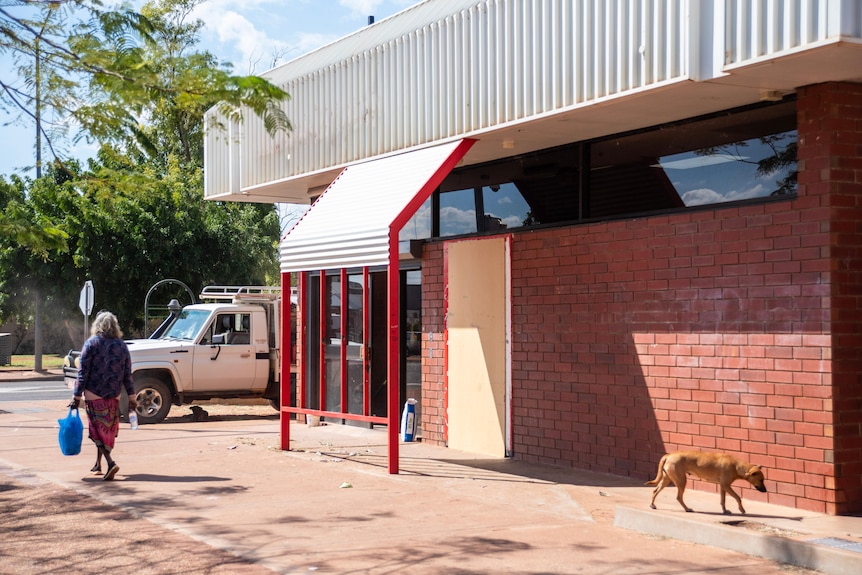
(506, 205, 833, 511)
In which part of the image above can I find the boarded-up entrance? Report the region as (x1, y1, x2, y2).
(446, 237, 510, 457)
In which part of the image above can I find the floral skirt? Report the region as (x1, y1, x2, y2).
(85, 398, 120, 452)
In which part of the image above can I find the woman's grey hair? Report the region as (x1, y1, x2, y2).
(91, 311, 123, 339)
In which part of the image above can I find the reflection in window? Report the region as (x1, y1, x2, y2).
(346, 278, 364, 344)
(664, 131, 797, 206)
(346, 275, 365, 415)
(327, 275, 341, 342)
(325, 274, 341, 412)
(406, 101, 796, 242)
(307, 276, 320, 409)
(590, 100, 796, 218)
(439, 188, 478, 236)
(162, 310, 209, 341)
(399, 197, 432, 254)
(437, 184, 534, 237)
(482, 183, 531, 230)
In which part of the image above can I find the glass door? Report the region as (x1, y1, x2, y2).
(324, 272, 342, 414)
(402, 270, 422, 431)
(346, 271, 367, 418)
(304, 268, 421, 431)
(307, 275, 321, 410)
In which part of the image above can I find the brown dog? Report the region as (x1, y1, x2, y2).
(646, 451, 767, 514)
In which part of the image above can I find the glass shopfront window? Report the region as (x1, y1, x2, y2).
(412, 99, 798, 237)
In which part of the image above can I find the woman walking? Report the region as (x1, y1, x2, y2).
(69, 311, 136, 481)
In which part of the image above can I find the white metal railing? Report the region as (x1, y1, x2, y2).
(199, 285, 281, 302)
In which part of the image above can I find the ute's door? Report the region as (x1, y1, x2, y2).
(193, 312, 258, 392)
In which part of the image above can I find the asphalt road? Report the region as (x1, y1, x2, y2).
(0, 379, 68, 402)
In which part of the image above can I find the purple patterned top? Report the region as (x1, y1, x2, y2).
(73, 335, 135, 400)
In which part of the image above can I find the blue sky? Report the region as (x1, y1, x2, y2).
(0, 0, 414, 178)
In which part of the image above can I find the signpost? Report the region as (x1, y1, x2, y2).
(79, 280, 94, 337)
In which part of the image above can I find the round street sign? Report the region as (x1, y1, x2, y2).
(79, 280, 94, 316)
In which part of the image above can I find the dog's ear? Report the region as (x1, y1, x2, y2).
(746, 466, 764, 477)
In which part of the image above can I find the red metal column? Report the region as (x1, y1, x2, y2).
(363, 267, 370, 416)
(340, 268, 348, 413)
(280, 272, 291, 450)
(319, 269, 327, 412)
(299, 272, 308, 411)
(387, 239, 400, 474)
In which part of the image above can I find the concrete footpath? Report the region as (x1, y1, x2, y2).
(2, 373, 862, 574)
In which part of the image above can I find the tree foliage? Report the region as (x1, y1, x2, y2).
(1, 150, 281, 347)
(1, 0, 290, 170)
(0, 0, 288, 350)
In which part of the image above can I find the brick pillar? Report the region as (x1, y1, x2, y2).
(798, 82, 862, 514)
(421, 242, 448, 445)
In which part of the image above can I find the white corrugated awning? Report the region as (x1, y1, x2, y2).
(280, 139, 474, 273)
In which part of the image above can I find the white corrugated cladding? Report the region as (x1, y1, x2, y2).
(203, 111, 241, 199)
(205, 0, 848, 200)
(724, 0, 860, 65)
(207, 0, 693, 199)
(279, 140, 469, 273)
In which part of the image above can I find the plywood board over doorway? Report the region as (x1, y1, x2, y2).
(446, 236, 510, 457)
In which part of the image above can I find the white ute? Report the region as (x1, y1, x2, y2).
(64, 286, 285, 424)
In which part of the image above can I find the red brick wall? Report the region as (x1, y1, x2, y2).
(505, 205, 834, 512)
(420, 82, 862, 514)
(798, 82, 862, 513)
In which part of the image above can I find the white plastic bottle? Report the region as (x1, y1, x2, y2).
(129, 411, 139, 430)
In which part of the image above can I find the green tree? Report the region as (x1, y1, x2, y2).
(135, 0, 291, 166)
(0, 176, 68, 259)
(0, 0, 289, 245)
(61, 147, 279, 335)
(1, 150, 280, 347)
(0, 171, 74, 355)
(1, 0, 289, 170)
(0, 0, 288, 351)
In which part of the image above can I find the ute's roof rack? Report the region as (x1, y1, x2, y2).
(199, 286, 280, 302)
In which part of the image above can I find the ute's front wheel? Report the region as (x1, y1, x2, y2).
(133, 377, 172, 424)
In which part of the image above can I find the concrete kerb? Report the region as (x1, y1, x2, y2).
(615, 505, 862, 575)
(0, 369, 64, 383)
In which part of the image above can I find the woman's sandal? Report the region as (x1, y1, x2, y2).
(103, 463, 120, 481)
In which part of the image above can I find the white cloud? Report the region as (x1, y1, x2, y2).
(681, 184, 766, 206)
(440, 206, 477, 236)
(501, 215, 523, 228)
(339, 0, 385, 17)
(681, 188, 723, 206)
(293, 32, 339, 56)
(183, 1, 415, 72)
(192, 3, 291, 72)
(400, 203, 432, 240)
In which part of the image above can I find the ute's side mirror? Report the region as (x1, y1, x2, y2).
(212, 333, 226, 345)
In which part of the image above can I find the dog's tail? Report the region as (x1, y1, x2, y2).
(644, 454, 669, 486)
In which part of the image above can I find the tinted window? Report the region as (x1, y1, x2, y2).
(482, 183, 532, 230)
(399, 196, 432, 253)
(427, 100, 796, 238)
(590, 101, 796, 217)
(439, 188, 478, 237)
